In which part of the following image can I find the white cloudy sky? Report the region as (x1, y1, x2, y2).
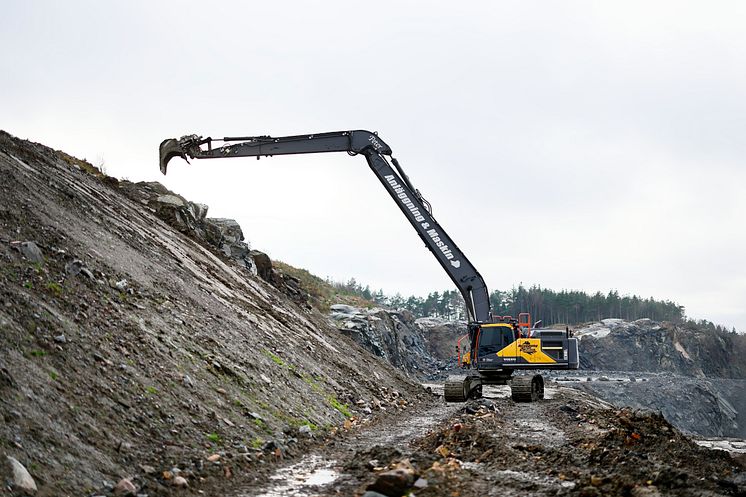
(3, 1, 745, 330)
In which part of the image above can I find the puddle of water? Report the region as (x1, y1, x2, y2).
(303, 469, 338, 486)
(251, 455, 341, 497)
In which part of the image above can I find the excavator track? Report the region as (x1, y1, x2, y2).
(444, 374, 481, 402)
(510, 374, 544, 402)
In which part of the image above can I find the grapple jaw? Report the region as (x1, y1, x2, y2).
(159, 138, 188, 175)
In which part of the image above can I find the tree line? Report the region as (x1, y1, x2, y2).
(329, 279, 685, 326)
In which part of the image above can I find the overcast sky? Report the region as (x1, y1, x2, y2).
(3, 1, 745, 330)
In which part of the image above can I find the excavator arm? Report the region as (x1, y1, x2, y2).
(159, 130, 492, 323)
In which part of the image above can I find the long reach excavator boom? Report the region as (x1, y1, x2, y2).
(160, 131, 491, 323)
(160, 130, 579, 402)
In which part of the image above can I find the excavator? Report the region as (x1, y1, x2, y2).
(159, 130, 579, 402)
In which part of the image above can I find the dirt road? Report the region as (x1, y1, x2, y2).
(235, 384, 744, 497)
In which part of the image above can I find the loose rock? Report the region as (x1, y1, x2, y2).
(5, 456, 37, 494)
(19, 241, 44, 263)
(366, 467, 415, 496)
(113, 477, 137, 496)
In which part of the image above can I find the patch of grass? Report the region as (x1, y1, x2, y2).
(46, 281, 63, 297)
(58, 150, 104, 177)
(328, 396, 352, 418)
(144, 386, 158, 395)
(206, 433, 220, 443)
(254, 418, 273, 434)
(263, 350, 285, 367)
(29, 350, 47, 358)
(23, 281, 33, 289)
(270, 408, 305, 428)
(49, 371, 58, 381)
(250, 437, 263, 449)
(301, 373, 323, 393)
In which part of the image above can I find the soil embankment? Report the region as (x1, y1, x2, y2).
(0, 131, 424, 496)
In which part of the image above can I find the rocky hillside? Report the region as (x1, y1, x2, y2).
(568, 376, 746, 438)
(560, 318, 746, 438)
(328, 305, 466, 378)
(0, 131, 425, 496)
(576, 318, 746, 378)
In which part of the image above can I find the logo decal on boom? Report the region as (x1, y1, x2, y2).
(383, 175, 463, 269)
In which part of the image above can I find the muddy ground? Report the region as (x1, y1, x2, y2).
(234, 384, 745, 497)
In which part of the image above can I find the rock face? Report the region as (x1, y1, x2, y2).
(572, 377, 746, 438)
(329, 305, 465, 377)
(415, 316, 467, 362)
(575, 318, 746, 378)
(565, 318, 746, 438)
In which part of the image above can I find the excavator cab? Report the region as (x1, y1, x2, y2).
(474, 322, 518, 369)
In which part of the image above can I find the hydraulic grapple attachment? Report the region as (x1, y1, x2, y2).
(159, 138, 188, 175)
(159, 135, 209, 175)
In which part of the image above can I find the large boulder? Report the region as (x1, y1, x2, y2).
(203, 218, 256, 274)
(3, 456, 37, 494)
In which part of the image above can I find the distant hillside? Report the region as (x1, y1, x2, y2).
(576, 318, 746, 378)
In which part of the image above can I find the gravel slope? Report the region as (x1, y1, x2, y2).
(0, 131, 423, 496)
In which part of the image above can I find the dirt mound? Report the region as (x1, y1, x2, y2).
(0, 130, 425, 496)
(350, 387, 744, 497)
